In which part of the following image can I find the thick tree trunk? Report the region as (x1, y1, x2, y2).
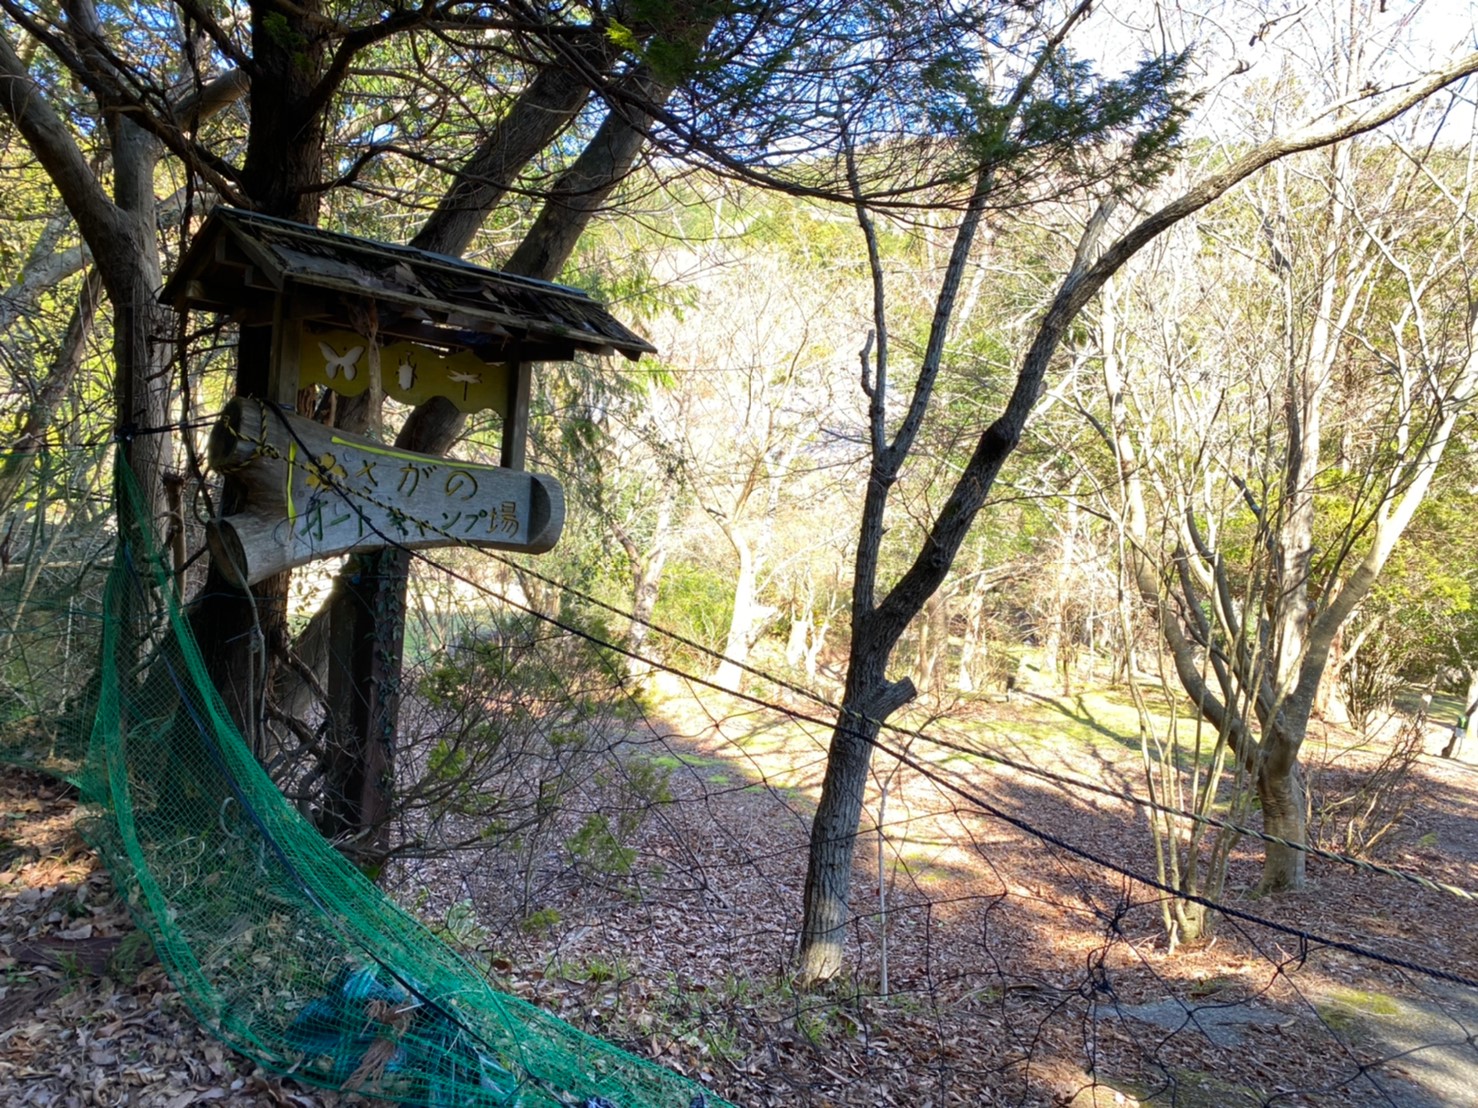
(315, 65, 697, 841)
(240, 4, 326, 225)
(318, 403, 459, 850)
(503, 66, 674, 277)
(106, 129, 171, 531)
(798, 646, 913, 984)
(410, 53, 605, 256)
(1257, 749, 1307, 891)
(299, 71, 652, 842)
(1312, 626, 1350, 724)
(320, 548, 406, 860)
(713, 523, 759, 691)
(192, 2, 327, 744)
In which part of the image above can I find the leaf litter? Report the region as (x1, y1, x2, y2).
(5, 681, 1478, 1106)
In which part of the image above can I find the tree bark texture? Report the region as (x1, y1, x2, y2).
(798, 648, 913, 983)
(0, 23, 172, 524)
(192, 0, 330, 743)
(410, 46, 607, 257)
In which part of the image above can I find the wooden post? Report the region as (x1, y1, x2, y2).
(501, 362, 530, 470)
(323, 551, 402, 866)
(161, 471, 187, 600)
(269, 296, 302, 409)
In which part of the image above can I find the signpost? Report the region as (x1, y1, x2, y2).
(163, 207, 655, 857)
(205, 397, 564, 587)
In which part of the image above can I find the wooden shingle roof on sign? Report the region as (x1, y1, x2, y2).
(161, 207, 656, 363)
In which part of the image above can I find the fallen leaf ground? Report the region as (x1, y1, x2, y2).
(4, 669, 1478, 1106)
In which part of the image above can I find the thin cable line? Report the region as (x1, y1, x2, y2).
(245, 415, 1478, 905)
(227, 416, 1478, 991)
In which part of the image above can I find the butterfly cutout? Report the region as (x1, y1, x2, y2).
(319, 341, 364, 381)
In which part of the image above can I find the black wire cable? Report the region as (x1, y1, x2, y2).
(242, 413, 1478, 993)
(243, 412, 1478, 903)
(104, 402, 1466, 903)
(103, 418, 218, 446)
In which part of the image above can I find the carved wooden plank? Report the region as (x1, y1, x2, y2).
(205, 397, 563, 587)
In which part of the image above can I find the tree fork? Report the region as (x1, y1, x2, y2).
(317, 48, 709, 854)
(794, 41, 1478, 981)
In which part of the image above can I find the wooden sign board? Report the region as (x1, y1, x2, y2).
(299, 326, 513, 415)
(205, 397, 563, 587)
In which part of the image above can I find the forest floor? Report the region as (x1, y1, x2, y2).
(3, 667, 1478, 1107)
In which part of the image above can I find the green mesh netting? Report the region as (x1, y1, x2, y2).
(1, 450, 728, 1108)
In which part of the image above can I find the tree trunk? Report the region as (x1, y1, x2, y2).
(798, 646, 914, 984)
(624, 519, 671, 678)
(914, 590, 948, 693)
(1312, 625, 1350, 724)
(320, 547, 405, 862)
(309, 56, 708, 845)
(318, 405, 459, 850)
(626, 549, 668, 677)
(713, 522, 758, 691)
(0, 214, 87, 337)
(956, 573, 990, 693)
(192, 0, 327, 744)
(612, 492, 672, 678)
(786, 610, 810, 667)
(106, 146, 171, 537)
(1257, 749, 1307, 891)
(798, 157, 1051, 982)
(1443, 667, 1478, 758)
(1466, 669, 1478, 745)
(804, 619, 828, 682)
(410, 50, 606, 256)
(794, 40, 1478, 978)
(1050, 494, 1079, 694)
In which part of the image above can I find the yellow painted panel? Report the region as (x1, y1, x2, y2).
(298, 326, 510, 416)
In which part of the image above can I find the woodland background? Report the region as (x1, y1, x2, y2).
(5, 0, 1478, 1104)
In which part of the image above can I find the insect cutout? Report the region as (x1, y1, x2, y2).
(319, 341, 364, 381)
(396, 355, 418, 392)
(446, 369, 481, 402)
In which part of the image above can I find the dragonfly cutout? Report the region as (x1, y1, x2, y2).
(446, 369, 482, 402)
